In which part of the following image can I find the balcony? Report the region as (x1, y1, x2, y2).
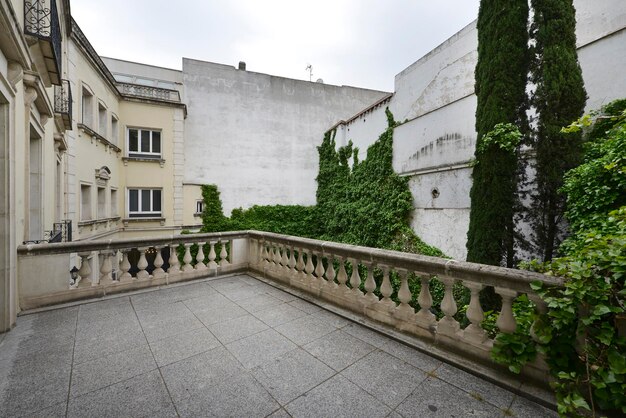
(24, 0, 62, 85)
(7, 231, 561, 416)
(54, 79, 72, 130)
(117, 82, 181, 102)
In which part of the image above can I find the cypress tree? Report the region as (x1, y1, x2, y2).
(530, 0, 587, 261)
(467, 0, 529, 266)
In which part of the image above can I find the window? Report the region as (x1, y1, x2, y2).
(80, 184, 92, 221)
(111, 188, 118, 217)
(127, 128, 161, 158)
(81, 86, 93, 127)
(128, 188, 162, 218)
(98, 103, 107, 137)
(111, 115, 119, 145)
(97, 187, 106, 219)
(196, 200, 204, 214)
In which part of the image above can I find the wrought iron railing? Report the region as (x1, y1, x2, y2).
(49, 220, 72, 243)
(54, 79, 72, 129)
(24, 0, 62, 84)
(117, 83, 181, 102)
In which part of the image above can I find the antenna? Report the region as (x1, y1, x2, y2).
(305, 64, 313, 82)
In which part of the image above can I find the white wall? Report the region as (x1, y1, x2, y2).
(182, 58, 389, 215)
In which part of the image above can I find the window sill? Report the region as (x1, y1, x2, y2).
(122, 217, 166, 227)
(77, 123, 122, 153)
(193, 212, 203, 218)
(122, 157, 165, 167)
(78, 217, 121, 229)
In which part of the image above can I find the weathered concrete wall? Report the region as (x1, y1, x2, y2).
(183, 58, 389, 215)
(337, 0, 626, 260)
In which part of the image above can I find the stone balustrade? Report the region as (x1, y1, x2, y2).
(17, 229, 563, 387)
(246, 231, 564, 386)
(17, 231, 249, 309)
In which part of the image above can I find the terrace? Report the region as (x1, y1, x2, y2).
(1, 231, 561, 417)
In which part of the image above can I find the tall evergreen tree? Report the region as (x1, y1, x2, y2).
(530, 0, 587, 261)
(467, 0, 529, 267)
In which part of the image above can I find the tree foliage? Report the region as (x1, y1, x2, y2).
(468, 0, 529, 267)
(529, 0, 587, 261)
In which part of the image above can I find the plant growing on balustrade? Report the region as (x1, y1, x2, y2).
(494, 103, 626, 416)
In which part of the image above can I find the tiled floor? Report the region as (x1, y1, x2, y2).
(0, 275, 558, 417)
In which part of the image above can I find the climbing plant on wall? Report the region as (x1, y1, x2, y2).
(468, 0, 530, 267)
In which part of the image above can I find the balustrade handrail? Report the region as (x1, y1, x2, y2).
(248, 231, 563, 292)
(17, 230, 248, 255)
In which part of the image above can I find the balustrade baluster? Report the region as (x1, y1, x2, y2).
(416, 275, 436, 327)
(119, 250, 132, 282)
(288, 245, 297, 278)
(315, 252, 326, 287)
(152, 246, 166, 279)
(349, 258, 363, 297)
(281, 244, 289, 274)
(182, 243, 194, 271)
(274, 245, 282, 272)
(99, 251, 113, 285)
(363, 262, 378, 303)
(137, 247, 150, 280)
(304, 250, 314, 283)
(528, 294, 548, 342)
(336, 256, 348, 292)
(462, 282, 488, 344)
(168, 244, 180, 274)
(324, 255, 335, 289)
(379, 265, 395, 310)
(296, 248, 305, 281)
(395, 268, 415, 319)
(195, 242, 207, 271)
(75, 252, 92, 287)
(437, 276, 460, 336)
(208, 242, 218, 269)
(220, 240, 230, 266)
(495, 288, 518, 334)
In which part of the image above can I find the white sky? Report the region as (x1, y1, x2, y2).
(70, 1, 480, 92)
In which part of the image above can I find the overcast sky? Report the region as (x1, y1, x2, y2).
(71, 1, 480, 92)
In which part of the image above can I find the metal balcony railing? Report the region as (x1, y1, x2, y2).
(54, 79, 72, 129)
(24, 0, 62, 85)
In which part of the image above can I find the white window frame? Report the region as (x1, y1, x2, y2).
(126, 127, 162, 159)
(195, 200, 204, 214)
(127, 188, 162, 218)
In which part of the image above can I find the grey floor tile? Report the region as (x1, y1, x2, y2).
(508, 396, 558, 418)
(379, 339, 441, 373)
(219, 284, 261, 301)
(396, 377, 503, 418)
(77, 297, 134, 323)
(342, 323, 392, 348)
(275, 315, 336, 345)
(183, 292, 236, 314)
(342, 350, 427, 409)
(67, 369, 176, 418)
(160, 346, 244, 402)
(226, 328, 297, 369)
(208, 314, 269, 344)
(194, 302, 249, 326)
(24, 402, 67, 418)
(75, 314, 142, 342)
(136, 301, 204, 342)
(265, 287, 299, 302)
(435, 363, 516, 409)
(287, 299, 322, 314)
(73, 324, 146, 364)
(285, 374, 391, 418)
(253, 302, 309, 327)
(268, 408, 292, 417)
(303, 329, 375, 371)
(70, 344, 157, 397)
(175, 371, 279, 418)
(312, 309, 350, 328)
(1, 366, 70, 417)
(149, 327, 220, 367)
(237, 293, 284, 313)
(252, 348, 335, 404)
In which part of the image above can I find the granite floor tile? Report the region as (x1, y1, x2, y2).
(182, 292, 236, 314)
(67, 369, 176, 418)
(1, 366, 70, 417)
(312, 309, 350, 328)
(174, 371, 279, 418)
(267, 408, 292, 417)
(236, 292, 283, 313)
(275, 314, 336, 345)
(341, 350, 427, 409)
(149, 327, 220, 367)
(252, 302, 308, 327)
(208, 313, 269, 344)
(226, 328, 297, 369)
(219, 284, 261, 301)
(508, 395, 558, 417)
(396, 377, 503, 418)
(379, 339, 442, 373)
(265, 287, 299, 302)
(285, 374, 391, 418)
(73, 325, 146, 364)
(435, 362, 516, 409)
(287, 299, 322, 314)
(160, 346, 244, 403)
(70, 344, 157, 397)
(252, 348, 334, 404)
(136, 301, 204, 342)
(24, 402, 67, 418)
(342, 323, 392, 348)
(194, 302, 249, 326)
(303, 329, 375, 371)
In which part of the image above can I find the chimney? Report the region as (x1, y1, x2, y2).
(238, 61, 246, 71)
